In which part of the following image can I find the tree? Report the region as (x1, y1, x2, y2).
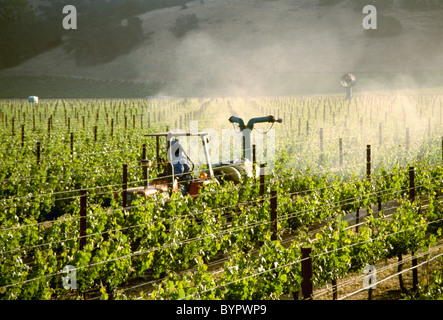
(0, 0, 61, 68)
(170, 14, 200, 38)
(63, 12, 144, 66)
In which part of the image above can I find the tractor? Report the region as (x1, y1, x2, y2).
(119, 131, 217, 205)
(118, 115, 282, 205)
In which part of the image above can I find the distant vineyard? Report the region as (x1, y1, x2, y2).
(0, 75, 162, 99)
(1, 93, 443, 300)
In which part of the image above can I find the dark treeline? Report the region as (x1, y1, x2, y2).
(0, 0, 189, 69)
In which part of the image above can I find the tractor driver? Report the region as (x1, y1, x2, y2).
(169, 140, 192, 195)
(171, 140, 191, 177)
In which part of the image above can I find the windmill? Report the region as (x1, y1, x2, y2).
(341, 73, 357, 100)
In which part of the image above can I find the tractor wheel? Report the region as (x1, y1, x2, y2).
(213, 166, 242, 184)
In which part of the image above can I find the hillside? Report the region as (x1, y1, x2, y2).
(1, 0, 443, 97)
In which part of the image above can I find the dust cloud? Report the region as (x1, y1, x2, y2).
(133, 0, 443, 97)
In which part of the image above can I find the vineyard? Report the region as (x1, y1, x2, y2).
(1, 92, 443, 300)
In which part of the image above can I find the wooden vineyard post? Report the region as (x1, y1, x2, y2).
(270, 189, 277, 241)
(409, 167, 415, 203)
(70, 132, 74, 157)
(21, 124, 25, 148)
(366, 145, 371, 180)
(47, 117, 51, 139)
(363, 265, 377, 300)
(36, 141, 41, 165)
(298, 118, 301, 137)
(409, 166, 418, 291)
(301, 247, 313, 300)
(142, 144, 148, 187)
(111, 118, 114, 139)
(79, 190, 87, 250)
(122, 164, 128, 208)
(424, 249, 430, 290)
(412, 257, 418, 292)
(252, 144, 257, 182)
(339, 138, 343, 168)
(319, 128, 323, 166)
(156, 135, 161, 171)
(94, 126, 98, 143)
(332, 278, 338, 300)
(259, 164, 266, 205)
